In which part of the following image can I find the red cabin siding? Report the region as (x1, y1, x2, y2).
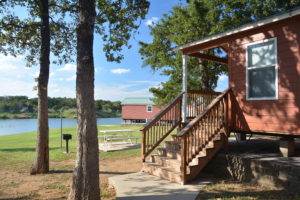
(122, 105, 161, 120)
(228, 15, 300, 135)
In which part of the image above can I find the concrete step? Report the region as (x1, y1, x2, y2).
(151, 154, 181, 172)
(142, 162, 182, 184)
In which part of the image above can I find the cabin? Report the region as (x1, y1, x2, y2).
(141, 7, 300, 184)
(121, 97, 161, 124)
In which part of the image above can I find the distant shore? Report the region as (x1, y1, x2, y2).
(0, 112, 121, 119)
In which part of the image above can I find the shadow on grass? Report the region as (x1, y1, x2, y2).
(49, 169, 73, 174)
(0, 147, 60, 152)
(49, 170, 132, 175)
(100, 171, 129, 175)
(0, 197, 30, 200)
(196, 189, 299, 200)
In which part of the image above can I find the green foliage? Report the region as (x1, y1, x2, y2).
(0, 96, 121, 118)
(0, 0, 76, 66)
(95, 0, 150, 62)
(140, 0, 300, 106)
(139, 2, 226, 106)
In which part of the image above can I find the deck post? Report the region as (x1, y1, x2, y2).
(182, 54, 188, 123)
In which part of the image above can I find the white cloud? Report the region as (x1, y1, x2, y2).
(215, 74, 229, 92)
(57, 63, 76, 71)
(129, 80, 160, 85)
(110, 68, 131, 74)
(145, 17, 159, 26)
(0, 77, 37, 98)
(218, 74, 228, 81)
(95, 84, 152, 101)
(48, 83, 75, 98)
(66, 75, 76, 81)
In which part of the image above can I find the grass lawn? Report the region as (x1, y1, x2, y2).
(0, 125, 142, 200)
(1, 125, 299, 200)
(0, 125, 142, 171)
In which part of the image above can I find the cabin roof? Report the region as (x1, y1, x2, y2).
(173, 6, 300, 52)
(122, 97, 154, 105)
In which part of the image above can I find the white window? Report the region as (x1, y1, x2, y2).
(246, 38, 278, 100)
(146, 105, 153, 112)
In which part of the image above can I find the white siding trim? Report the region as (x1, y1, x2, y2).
(146, 105, 153, 112)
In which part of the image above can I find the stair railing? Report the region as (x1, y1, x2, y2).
(186, 90, 221, 119)
(141, 92, 184, 162)
(176, 88, 231, 184)
(140, 90, 222, 162)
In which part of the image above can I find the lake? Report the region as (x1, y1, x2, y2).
(0, 118, 124, 136)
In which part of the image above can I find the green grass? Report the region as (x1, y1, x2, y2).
(0, 124, 142, 170)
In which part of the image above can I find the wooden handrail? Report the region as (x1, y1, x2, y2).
(187, 90, 221, 95)
(177, 88, 230, 137)
(140, 92, 184, 132)
(176, 88, 231, 184)
(141, 89, 224, 163)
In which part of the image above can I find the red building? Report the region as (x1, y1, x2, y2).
(121, 97, 161, 123)
(141, 8, 300, 184)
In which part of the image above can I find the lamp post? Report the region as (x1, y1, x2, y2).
(60, 106, 68, 150)
(60, 108, 63, 150)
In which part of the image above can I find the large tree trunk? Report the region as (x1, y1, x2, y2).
(68, 0, 99, 199)
(30, 0, 50, 175)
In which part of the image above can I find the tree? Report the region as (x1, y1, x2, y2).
(140, 0, 300, 106)
(68, 0, 149, 199)
(0, 0, 76, 174)
(139, 2, 226, 106)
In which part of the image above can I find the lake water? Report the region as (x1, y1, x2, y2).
(0, 118, 123, 136)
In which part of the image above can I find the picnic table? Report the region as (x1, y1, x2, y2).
(98, 129, 139, 144)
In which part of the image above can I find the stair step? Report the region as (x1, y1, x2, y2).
(165, 141, 181, 151)
(157, 147, 181, 160)
(142, 162, 182, 184)
(151, 154, 181, 172)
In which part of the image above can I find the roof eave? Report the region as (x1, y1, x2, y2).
(172, 8, 300, 52)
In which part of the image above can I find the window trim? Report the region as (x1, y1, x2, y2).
(146, 105, 153, 112)
(245, 37, 278, 100)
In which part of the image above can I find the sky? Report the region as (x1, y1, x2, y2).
(0, 0, 228, 101)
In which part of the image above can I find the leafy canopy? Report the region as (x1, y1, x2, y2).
(0, 0, 150, 65)
(140, 0, 300, 106)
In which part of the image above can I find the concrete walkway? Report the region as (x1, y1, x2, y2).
(109, 172, 212, 200)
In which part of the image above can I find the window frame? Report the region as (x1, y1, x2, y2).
(245, 37, 278, 100)
(146, 105, 153, 112)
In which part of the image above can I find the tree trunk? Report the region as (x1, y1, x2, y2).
(30, 0, 50, 175)
(68, 0, 99, 199)
(198, 58, 211, 90)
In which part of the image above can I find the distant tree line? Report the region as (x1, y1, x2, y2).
(0, 96, 121, 119)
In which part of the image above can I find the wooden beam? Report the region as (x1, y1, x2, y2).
(188, 52, 228, 65)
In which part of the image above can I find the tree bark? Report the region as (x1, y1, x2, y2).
(30, 0, 50, 175)
(198, 58, 211, 90)
(68, 0, 99, 199)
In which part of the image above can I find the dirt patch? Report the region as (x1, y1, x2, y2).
(0, 156, 141, 200)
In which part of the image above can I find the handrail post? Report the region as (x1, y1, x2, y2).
(182, 54, 188, 123)
(225, 93, 229, 136)
(142, 130, 146, 162)
(181, 136, 187, 184)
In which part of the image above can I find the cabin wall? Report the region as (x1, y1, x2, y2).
(121, 105, 161, 120)
(228, 15, 300, 135)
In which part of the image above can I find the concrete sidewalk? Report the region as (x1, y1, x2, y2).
(109, 172, 212, 200)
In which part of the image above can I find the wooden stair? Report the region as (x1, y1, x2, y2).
(142, 132, 226, 184)
(141, 89, 230, 184)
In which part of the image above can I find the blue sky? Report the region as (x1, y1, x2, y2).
(0, 0, 228, 101)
